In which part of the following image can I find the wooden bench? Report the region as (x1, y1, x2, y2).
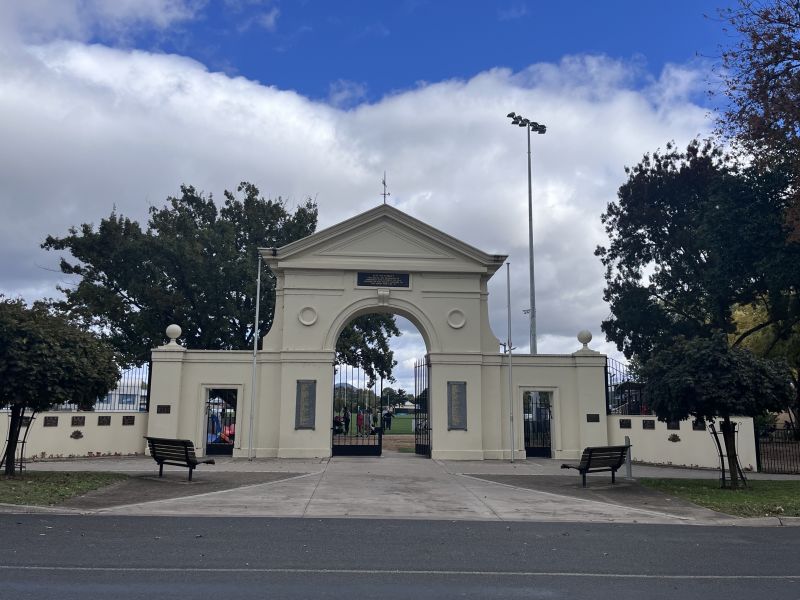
(560, 445, 630, 487)
(145, 437, 215, 481)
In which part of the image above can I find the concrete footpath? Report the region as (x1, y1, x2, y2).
(4, 453, 798, 526)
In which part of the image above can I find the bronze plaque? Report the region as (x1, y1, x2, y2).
(447, 381, 467, 430)
(97, 416, 111, 426)
(643, 419, 655, 430)
(295, 380, 316, 429)
(43, 416, 58, 427)
(122, 415, 135, 426)
(156, 404, 171, 414)
(71, 416, 85, 427)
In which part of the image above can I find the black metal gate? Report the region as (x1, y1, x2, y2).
(206, 388, 237, 456)
(523, 390, 552, 457)
(414, 356, 431, 457)
(331, 364, 383, 456)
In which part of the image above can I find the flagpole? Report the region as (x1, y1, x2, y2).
(248, 254, 262, 460)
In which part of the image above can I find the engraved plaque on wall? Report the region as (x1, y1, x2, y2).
(71, 416, 86, 427)
(43, 416, 58, 427)
(295, 380, 316, 430)
(357, 272, 410, 288)
(447, 381, 467, 430)
(97, 415, 111, 426)
(122, 415, 135, 426)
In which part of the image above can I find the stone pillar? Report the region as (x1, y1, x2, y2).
(572, 330, 609, 448)
(146, 325, 186, 442)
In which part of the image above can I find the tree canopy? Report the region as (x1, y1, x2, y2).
(0, 298, 119, 474)
(598, 140, 800, 485)
(596, 140, 800, 362)
(43, 182, 399, 379)
(717, 0, 800, 237)
(641, 335, 792, 486)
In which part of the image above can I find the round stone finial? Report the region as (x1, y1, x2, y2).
(577, 330, 592, 346)
(166, 324, 182, 342)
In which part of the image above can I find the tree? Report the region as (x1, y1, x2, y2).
(0, 299, 119, 475)
(596, 140, 799, 362)
(716, 0, 800, 238)
(733, 304, 800, 433)
(640, 335, 792, 487)
(43, 183, 399, 379)
(597, 140, 800, 485)
(336, 314, 399, 386)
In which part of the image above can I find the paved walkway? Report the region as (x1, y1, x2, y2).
(5, 453, 798, 526)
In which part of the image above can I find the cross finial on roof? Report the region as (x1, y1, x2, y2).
(381, 172, 390, 205)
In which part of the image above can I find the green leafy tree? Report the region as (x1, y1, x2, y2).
(716, 0, 800, 237)
(641, 335, 792, 487)
(597, 140, 800, 483)
(335, 314, 399, 386)
(596, 140, 799, 361)
(734, 304, 800, 433)
(0, 299, 119, 475)
(43, 183, 398, 379)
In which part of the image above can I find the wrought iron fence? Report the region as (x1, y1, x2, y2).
(755, 427, 800, 474)
(605, 357, 653, 416)
(49, 363, 150, 412)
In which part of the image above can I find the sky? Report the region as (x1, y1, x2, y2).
(0, 0, 742, 392)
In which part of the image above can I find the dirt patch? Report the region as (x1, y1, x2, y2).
(382, 435, 414, 452)
(61, 471, 305, 510)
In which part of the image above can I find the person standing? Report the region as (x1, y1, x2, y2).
(383, 409, 393, 431)
(343, 407, 351, 436)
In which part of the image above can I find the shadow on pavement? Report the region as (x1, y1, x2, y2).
(62, 471, 306, 510)
(466, 474, 728, 520)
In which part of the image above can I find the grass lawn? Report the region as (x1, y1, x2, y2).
(0, 471, 127, 506)
(385, 414, 414, 435)
(639, 478, 800, 517)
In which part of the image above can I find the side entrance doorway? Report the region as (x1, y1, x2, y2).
(523, 390, 552, 458)
(206, 388, 237, 456)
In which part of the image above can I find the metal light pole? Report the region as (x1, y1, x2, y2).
(507, 112, 546, 354)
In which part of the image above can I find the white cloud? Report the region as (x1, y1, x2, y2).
(0, 0, 201, 44)
(0, 40, 713, 362)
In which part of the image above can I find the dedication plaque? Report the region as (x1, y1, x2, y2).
(357, 272, 410, 288)
(295, 380, 317, 429)
(447, 381, 467, 430)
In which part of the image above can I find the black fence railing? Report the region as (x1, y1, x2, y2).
(756, 427, 800, 474)
(49, 363, 150, 412)
(605, 357, 653, 416)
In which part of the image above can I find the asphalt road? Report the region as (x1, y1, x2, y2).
(1, 516, 798, 599)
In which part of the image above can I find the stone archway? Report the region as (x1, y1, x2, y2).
(148, 203, 611, 463)
(258, 204, 506, 460)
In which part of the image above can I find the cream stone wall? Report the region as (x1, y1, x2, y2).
(1, 411, 147, 460)
(607, 415, 757, 470)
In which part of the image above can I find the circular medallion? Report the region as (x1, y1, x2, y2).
(298, 307, 318, 326)
(447, 308, 466, 329)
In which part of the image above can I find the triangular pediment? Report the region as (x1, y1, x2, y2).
(318, 222, 451, 260)
(261, 204, 506, 275)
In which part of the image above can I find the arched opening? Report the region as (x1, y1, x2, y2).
(331, 309, 431, 458)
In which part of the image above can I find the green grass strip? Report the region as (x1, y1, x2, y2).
(0, 471, 127, 506)
(639, 478, 800, 517)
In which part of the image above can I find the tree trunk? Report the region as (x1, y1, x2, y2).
(3, 404, 24, 476)
(721, 416, 740, 489)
